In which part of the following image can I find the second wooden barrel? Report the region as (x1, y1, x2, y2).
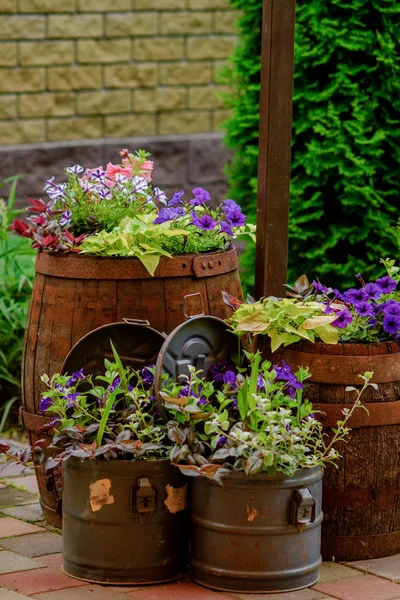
(256, 338, 400, 561)
(21, 249, 243, 527)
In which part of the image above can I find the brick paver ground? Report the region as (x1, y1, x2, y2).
(1, 452, 400, 599)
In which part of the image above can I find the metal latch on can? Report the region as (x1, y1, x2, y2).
(291, 488, 316, 532)
(136, 477, 156, 523)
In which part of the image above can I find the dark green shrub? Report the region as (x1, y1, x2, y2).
(224, 0, 400, 293)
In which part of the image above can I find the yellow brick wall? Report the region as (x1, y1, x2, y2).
(0, 0, 236, 145)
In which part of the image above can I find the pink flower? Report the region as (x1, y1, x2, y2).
(122, 157, 153, 182)
(105, 162, 133, 186)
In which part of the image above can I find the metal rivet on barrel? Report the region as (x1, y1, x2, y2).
(330, 366, 336, 373)
(202, 261, 207, 269)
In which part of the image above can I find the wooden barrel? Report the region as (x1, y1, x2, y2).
(21, 249, 243, 528)
(256, 338, 400, 561)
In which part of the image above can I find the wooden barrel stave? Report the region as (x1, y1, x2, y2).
(22, 250, 242, 527)
(256, 337, 400, 560)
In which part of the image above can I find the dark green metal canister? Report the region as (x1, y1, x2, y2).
(190, 466, 323, 593)
(62, 458, 188, 584)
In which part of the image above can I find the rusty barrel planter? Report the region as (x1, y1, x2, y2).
(256, 338, 400, 561)
(21, 249, 243, 527)
(190, 467, 323, 593)
(63, 457, 188, 584)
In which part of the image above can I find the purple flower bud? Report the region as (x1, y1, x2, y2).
(223, 371, 237, 387)
(216, 435, 227, 450)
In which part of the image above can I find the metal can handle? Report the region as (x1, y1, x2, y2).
(183, 293, 205, 320)
(291, 488, 316, 532)
(122, 318, 150, 326)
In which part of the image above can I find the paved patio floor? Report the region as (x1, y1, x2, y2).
(1, 455, 400, 600)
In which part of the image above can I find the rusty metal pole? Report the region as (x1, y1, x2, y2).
(254, 0, 296, 299)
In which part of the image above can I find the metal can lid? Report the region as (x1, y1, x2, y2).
(154, 316, 238, 421)
(62, 319, 166, 379)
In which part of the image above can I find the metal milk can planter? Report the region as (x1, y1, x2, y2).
(190, 466, 323, 593)
(62, 457, 188, 585)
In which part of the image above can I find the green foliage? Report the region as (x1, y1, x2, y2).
(226, 297, 339, 351)
(224, 0, 400, 293)
(0, 176, 35, 431)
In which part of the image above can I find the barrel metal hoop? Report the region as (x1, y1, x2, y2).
(322, 530, 400, 561)
(20, 408, 51, 433)
(190, 511, 323, 536)
(270, 350, 400, 384)
(35, 249, 239, 280)
(314, 400, 400, 429)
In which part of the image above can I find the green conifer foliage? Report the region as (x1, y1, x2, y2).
(224, 0, 400, 292)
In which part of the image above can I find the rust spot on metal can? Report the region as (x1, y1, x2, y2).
(164, 484, 188, 514)
(89, 478, 115, 512)
(247, 506, 262, 522)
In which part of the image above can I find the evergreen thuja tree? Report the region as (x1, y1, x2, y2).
(224, 0, 400, 293)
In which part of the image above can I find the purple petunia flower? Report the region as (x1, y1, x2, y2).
(189, 187, 211, 207)
(257, 375, 266, 393)
(66, 165, 84, 175)
(66, 368, 85, 388)
(383, 315, 400, 335)
(98, 187, 112, 200)
(344, 288, 369, 304)
(273, 360, 293, 381)
(332, 288, 345, 301)
(354, 301, 375, 317)
(39, 396, 53, 413)
(376, 276, 397, 295)
(210, 360, 232, 383)
(168, 190, 185, 206)
(154, 187, 167, 205)
(313, 280, 328, 293)
(216, 435, 227, 450)
(59, 210, 72, 227)
(364, 283, 382, 300)
(332, 309, 353, 329)
(223, 371, 237, 387)
(141, 365, 154, 389)
(220, 221, 233, 237)
(132, 176, 148, 194)
(154, 207, 183, 224)
(225, 207, 246, 227)
(191, 212, 216, 231)
(222, 199, 240, 212)
(383, 302, 400, 317)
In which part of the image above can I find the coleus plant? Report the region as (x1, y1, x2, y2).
(1, 344, 169, 473)
(161, 352, 372, 483)
(10, 149, 255, 275)
(225, 258, 400, 349)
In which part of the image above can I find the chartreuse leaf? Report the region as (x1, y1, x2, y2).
(314, 325, 339, 344)
(96, 385, 120, 448)
(109, 339, 128, 390)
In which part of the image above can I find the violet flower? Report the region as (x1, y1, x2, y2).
(331, 309, 353, 329)
(364, 283, 382, 300)
(376, 276, 397, 294)
(141, 365, 154, 389)
(344, 288, 369, 304)
(225, 207, 246, 227)
(383, 315, 400, 335)
(216, 435, 227, 450)
(220, 221, 233, 236)
(222, 199, 240, 212)
(168, 190, 185, 206)
(154, 207, 183, 224)
(223, 371, 237, 387)
(354, 301, 375, 317)
(39, 396, 53, 413)
(189, 187, 211, 207)
(66, 165, 84, 175)
(59, 210, 72, 227)
(191, 212, 216, 231)
(383, 302, 400, 317)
